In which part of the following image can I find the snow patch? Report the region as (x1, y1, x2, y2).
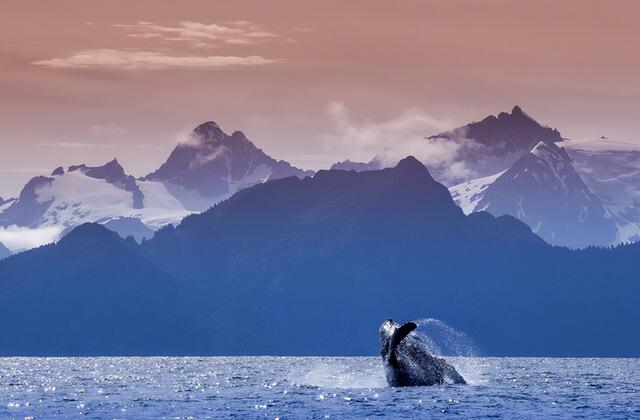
(449, 171, 504, 214)
(563, 137, 640, 152)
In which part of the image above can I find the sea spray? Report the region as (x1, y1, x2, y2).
(413, 318, 486, 384)
(291, 357, 387, 389)
(413, 318, 480, 357)
(292, 320, 486, 388)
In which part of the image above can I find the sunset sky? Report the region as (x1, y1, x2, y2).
(2, 0, 639, 197)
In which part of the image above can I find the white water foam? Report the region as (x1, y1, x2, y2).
(291, 358, 386, 389)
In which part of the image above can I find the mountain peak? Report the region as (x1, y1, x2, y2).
(497, 105, 531, 121)
(192, 121, 226, 142)
(59, 222, 122, 248)
(145, 121, 311, 208)
(194, 121, 221, 131)
(231, 130, 250, 141)
(395, 155, 426, 171)
(391, 156, 441, 189)
(83, 159, 127, 181)
(430, 106, 563, 155)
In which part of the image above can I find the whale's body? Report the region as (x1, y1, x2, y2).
(379, 319, 466, 387)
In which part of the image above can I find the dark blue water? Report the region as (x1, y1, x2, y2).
(0, 357, 638, 418)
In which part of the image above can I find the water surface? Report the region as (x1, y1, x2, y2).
(0, 357, 638, 418)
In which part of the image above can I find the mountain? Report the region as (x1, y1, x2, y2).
(0, 159, 190, 245)
(0, 241, 10, 260)
(330, 159, 380, 172)
(101, 217, 155, 243)
(0, 157, 576, 357)
(449, 171, 504, 214)
(68, 159, 144, 208)
(431, 105, 563, 155)
(1, 158, 639, 356)
(0, 196, 16, 209)
(0, 175, 55, 228)
(136, 157, 638, 356)
(438, 107, 640, 247)
(425, 105, 563, 183)
(145, 121, 314, 211)
(450, 142, 618, 248)
(1, 157, 638, 357)
(0, 223, 211, 355)
(0, 121, 315, 250)
(328, 106, 565, 186)
(563, 137, 640, 243)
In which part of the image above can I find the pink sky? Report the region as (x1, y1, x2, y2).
(1, 0, 639, 197)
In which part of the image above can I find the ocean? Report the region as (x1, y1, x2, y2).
(0, 356, 638, 418)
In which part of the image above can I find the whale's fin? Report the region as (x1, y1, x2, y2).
(388, 321, 417, 364)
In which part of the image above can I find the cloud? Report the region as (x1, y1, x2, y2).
(0, 225, 63, 253)
(32, 49, 280, 70)
(321, 101, 481, 183)
(38, 142, 118, 148)
(190, 146, 229, 168)
(113, 20, 279, 49)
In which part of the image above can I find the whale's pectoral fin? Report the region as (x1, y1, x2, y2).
(388, 321, 417, 359)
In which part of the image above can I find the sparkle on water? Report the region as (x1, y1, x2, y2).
(0, 357, 639, 418)
(0, 319, 637, 418)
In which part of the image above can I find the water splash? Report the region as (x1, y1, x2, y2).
(412, 318, 480, 357)
(412, 318, 487, 385)
(292, 359, 386, 389)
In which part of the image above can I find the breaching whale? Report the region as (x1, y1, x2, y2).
(379, 319, 466, 387)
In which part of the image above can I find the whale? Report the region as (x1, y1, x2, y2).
(379, 319, 466, 387)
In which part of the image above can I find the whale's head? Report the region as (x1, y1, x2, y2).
(379, 319, 398, 360)
(379, 319, 417, 361)
(379, 319, 399, 344)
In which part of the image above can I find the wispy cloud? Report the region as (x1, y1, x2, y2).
(38, 141, 119, 148)
(321, 101, 481, 183)
(0, 225, 63, 253)
(113, 20, 279, 49)
(32, 49, 280, 70)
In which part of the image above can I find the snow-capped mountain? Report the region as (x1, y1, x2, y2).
(563, 137, 640, 243)
(325, 106, 640, 247)
(429, 105, 565, 181)
(329, 106, 565, 185)
(0, 120, 315, 250)
(145, 121, 313, 211)
(0, 159, 191, 248)
(450, 141, 619, 248)
(0, 196, 15, 208)
(449, 171, 504, 214)
(431, 105, 563, 155)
